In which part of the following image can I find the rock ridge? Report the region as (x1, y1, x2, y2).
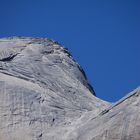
(0, 37, 139, 140)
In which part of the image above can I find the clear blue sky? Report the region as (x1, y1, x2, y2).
(0, 0, 140, 102)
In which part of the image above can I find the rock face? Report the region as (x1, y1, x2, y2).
(0, 37, 139, 140)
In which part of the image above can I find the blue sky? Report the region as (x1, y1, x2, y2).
(0, 0, 140, 102)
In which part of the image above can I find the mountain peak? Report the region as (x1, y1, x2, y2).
(0, 37, 139, 140)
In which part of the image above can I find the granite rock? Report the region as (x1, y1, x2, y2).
(0, 37, 139, 140)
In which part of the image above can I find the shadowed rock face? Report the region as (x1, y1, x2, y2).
(0, 37, 139, 140)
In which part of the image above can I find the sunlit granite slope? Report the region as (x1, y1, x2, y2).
(0, 37, 108, 140)
(0, 37, 139, 140)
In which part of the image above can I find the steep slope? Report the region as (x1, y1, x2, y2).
(0, 37, 139, 140)
(0, 37, 109, 140)
(67, 87, 140, 140)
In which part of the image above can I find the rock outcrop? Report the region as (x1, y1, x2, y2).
(0, 37, 139, 140)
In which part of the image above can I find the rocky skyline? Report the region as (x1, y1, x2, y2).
(0, 37, 139, 140)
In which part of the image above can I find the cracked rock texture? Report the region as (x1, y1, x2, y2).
(0, 37, 139, 140)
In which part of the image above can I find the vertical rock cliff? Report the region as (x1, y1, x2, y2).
(0, 37, 108, 140)
(0, 37, 139, 140)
